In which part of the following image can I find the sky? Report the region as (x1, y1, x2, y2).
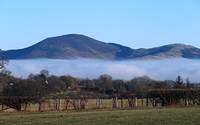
(1, 0, 200, 50)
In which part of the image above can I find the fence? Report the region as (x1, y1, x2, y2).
(0, 98, 142, 112)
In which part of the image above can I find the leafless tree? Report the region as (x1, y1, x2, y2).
(0, 55, 9, 71)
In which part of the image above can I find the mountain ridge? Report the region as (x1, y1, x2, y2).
(1, 34, 200, 60)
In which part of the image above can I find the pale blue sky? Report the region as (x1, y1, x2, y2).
(1, 0, 200, 50)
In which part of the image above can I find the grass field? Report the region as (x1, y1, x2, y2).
(0, 107, 200, 125)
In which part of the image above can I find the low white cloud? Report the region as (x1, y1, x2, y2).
(6, 58, 200, 82)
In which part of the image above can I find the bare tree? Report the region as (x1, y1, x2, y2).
(0, 54, 9, 71)
(174, 75, 184, 88)
(40, 69, 49, 84)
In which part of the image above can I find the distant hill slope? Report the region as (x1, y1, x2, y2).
(2, 34, 200, 60)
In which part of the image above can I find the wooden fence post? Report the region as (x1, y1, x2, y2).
(134, 97, 138, 107)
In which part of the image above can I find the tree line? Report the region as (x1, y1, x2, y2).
(0, 57, 199, 99)
(0, 70, 198, 98)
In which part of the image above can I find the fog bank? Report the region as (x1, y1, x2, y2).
(6, 58, 200, 82)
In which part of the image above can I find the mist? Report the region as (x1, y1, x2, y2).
(5, 58, 200, 82)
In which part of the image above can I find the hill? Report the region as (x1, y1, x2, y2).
(2, 34, 200, 60)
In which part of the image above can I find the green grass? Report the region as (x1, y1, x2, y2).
(0, 107, 200, 125)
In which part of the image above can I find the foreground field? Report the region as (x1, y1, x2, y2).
(0, 107, 200, 125)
